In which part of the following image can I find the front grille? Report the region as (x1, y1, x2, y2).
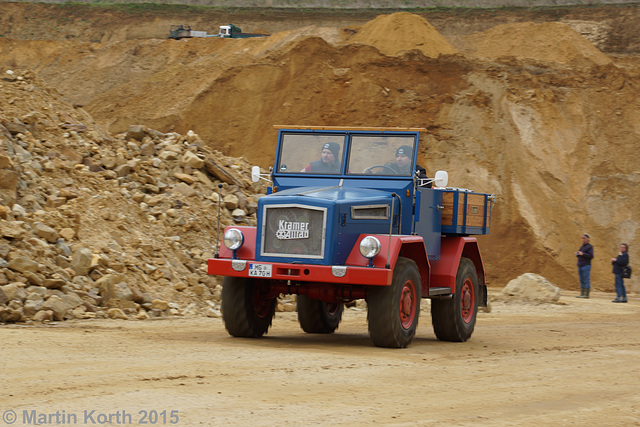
(261, 204, 326, 258)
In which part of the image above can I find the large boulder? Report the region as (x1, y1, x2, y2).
(95, 274, 133, 303)
(70, 247, 93, 276)
(42, 295, 72, 321)
(8, 257, 39, 274)
(33, 222, 59, 243)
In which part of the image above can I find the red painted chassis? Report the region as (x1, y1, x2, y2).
(207, 226, 486, 305)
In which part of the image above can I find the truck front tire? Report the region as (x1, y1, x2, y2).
(431, 257, 479, 342)
(221, 276, 276, 338)
(297, 295, 344, 333)
(367, 257, 421, 348)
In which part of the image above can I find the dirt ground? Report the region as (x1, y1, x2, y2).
(2, 289, 639, 426)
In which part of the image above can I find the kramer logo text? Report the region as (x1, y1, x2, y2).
(275, 220, 309, 240)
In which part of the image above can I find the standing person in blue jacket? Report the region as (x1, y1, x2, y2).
(610, 243, 629, 303)
(576, 234, 594, 298)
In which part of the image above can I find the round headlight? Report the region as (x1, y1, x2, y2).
(223, 228, 244, 251)
(359, 236, 381, 259)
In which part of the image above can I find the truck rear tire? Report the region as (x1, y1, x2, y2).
(297, 295, 343, 333)
(367, 257, 421, 348)
(221, 276, 276, 338)
(431, 257, 478, 342)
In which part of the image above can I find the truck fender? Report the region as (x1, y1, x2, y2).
(345, 234, 430, 292)
(217, 226, 257, 259)
(429, 236, 487, 306)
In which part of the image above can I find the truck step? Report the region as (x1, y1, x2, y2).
(429, 287, 452, 296)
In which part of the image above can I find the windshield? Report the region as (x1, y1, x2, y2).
(277, 133, 346, 175)
(347, 135, 417, 177)
(276, 132, 417, 177)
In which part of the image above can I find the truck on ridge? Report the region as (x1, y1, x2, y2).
(208, 126, 494, 348)
(168, 24, 268, 40)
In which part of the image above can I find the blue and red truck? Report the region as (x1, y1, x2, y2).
(208, 126, 494, 348)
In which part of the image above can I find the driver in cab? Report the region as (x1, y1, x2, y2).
(384, 145, 428, 180)
(365, 145, 431, 187)
(389, 145, 413, 175)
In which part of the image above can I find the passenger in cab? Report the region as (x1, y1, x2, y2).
(301, 142, 341, 173)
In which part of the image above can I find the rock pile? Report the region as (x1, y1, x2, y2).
(0, 69, 274, 323)
(499, 273, 562, 304)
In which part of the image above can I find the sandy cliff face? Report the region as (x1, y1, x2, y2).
(1, 6, 640, 290)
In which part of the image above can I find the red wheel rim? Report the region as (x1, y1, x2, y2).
(253, 283, 272, 319)
(460, 278, 475, 323)
(399, 280, 417, 329)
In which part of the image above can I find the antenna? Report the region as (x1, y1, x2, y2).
(215, 183, 223, 258)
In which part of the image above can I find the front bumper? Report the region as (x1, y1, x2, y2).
(208, 258, 393, 286)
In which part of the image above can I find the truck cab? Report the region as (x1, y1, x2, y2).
(217, 25, 234, 38)
(216, 24, 268, 39)
(208, 126, 493, 348)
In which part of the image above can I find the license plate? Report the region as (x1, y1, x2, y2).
(248, 263, 272, 277)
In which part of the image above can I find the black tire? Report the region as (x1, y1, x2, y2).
(367, 257, 421, 348)
(221, 276, 276, 338)
(431, 257, 479, 342)
(297, 294, 344, 333)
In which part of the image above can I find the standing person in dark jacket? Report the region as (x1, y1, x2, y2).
(610, 243, 629, 303)
(576, 234, 594, 298)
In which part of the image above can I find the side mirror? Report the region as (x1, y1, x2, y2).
(251, 166, 261, 183)
(251, 166, 273, 183)
(433, 170, 448, 188)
